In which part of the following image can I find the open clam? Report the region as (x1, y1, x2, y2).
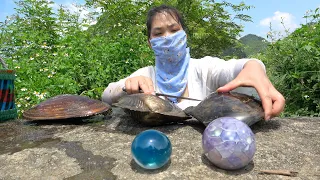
(184, 92, 264, 126)
(113, 92, 264, 127)
(23, 94, 111, 120)
(112, 93, 191, 126)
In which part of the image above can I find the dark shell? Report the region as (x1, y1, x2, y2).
(184, 92, 264, 127)
(23, 94, 111, 120)
(112, 94, 191, 126)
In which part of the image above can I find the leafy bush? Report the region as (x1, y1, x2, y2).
(0, 0, 153, 116)
(1, 0, 251, 117)
(256, 8, 320, 116)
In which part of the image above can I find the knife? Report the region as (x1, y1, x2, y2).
(122, 87, 201, 101)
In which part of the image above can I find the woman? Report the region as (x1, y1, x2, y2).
(102, 5, 285, 121)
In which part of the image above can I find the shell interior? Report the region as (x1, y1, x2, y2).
(113, 94, 188, 117)
(113, 94, 190, 125)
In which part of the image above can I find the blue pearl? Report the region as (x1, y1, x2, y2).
(131, 130, 172, 169)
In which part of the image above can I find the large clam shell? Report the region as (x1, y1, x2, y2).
(113, 93, 191, 126)
(23, 94, 111, 120)
(184, 92, 264, 126)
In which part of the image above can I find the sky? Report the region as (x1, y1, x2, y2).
(1, 0, 320, 39)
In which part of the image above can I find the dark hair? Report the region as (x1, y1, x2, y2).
(146, 5, 186, 39)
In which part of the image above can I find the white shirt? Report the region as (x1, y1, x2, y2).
(102, 56, 265, 109)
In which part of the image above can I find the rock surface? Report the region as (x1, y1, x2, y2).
(0, 108, 319, 180)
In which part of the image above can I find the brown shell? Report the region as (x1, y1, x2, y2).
(23, 94, 111, 120)
(113, 93, 191, 126)
(184, 92, 264, 127)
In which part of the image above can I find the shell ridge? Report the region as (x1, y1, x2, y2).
(23, 94, 110, 120)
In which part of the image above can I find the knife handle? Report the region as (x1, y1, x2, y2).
(122, 87, 144, 93)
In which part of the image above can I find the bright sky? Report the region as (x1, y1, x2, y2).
(1, 0, 319, 39)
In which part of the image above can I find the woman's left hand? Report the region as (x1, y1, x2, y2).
(217, 60, 285, 120)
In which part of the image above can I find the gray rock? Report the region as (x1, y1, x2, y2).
(0, 110, 319, 180)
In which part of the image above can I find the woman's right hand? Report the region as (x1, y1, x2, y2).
(125, 76, 155, 94)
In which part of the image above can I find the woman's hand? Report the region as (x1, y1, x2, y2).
(217, 60, 285, 120)
(125, 76, 155, 94)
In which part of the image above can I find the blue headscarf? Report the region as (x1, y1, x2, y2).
(150, 30, 190, 103)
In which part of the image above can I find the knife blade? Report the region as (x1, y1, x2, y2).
(122, 87, 201, 101)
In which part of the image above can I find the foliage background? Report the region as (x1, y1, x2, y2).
(0, 0, 319, 117)
(256, 8, 320, 116)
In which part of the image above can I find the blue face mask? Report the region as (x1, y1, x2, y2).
(150, 30, 190, 103)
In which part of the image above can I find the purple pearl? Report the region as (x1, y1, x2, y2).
(202, 117, 256, 170)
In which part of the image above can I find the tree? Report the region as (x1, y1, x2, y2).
(85, 0, 252, 58)
(0, 0, 253, 116)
